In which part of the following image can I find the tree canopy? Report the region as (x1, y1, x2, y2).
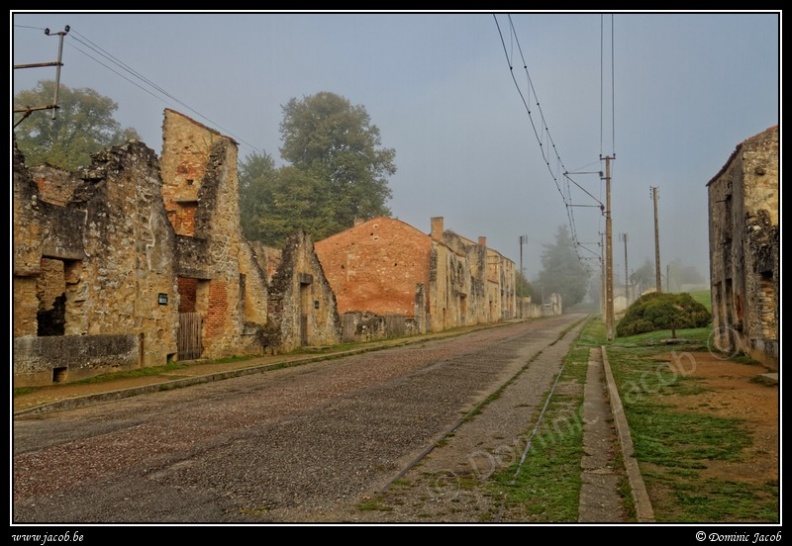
(534, 225, 590, 308)
(14, 80, 140, 170)
(239, 92, 396, 247)
(616, 292, 711, 337)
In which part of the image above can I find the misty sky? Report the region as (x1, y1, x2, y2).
(11, 11, 780, 283)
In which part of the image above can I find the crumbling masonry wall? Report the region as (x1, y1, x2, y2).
(267, 231, 341, 352)
(316, 216, 516, 338)
(13, 140, 180, 386)
(707, 125, 778, 370)
(160, 108, 255, 359)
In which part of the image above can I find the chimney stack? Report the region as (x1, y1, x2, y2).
(430, 217, 444, 241)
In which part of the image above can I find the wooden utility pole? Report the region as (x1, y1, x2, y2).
(651, 186, 662, 293)
(620, 232, 629, 302)
(605, 156, 614, 340)
(601, 232, 606, 320)
(13, 26, 70, 127)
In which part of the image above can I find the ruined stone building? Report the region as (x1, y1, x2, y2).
(314, 216, 517, 341)
(13, 109, 340, 387)
(159, 109, 339, 358)
(13, 140, 180, 386)
(707, 125, 778, 371)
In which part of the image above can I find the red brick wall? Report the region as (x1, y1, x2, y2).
(178, 277, 198, 313)
(315, 218, 431, 316)
(205, 279, 228, 340)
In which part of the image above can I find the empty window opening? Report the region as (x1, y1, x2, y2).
(37, 294, 66, 336)
(52, 367, 68, 383)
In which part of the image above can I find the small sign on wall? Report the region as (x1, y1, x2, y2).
(158, 293, 169, 305)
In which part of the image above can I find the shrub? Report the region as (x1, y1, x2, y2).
(616, 292, 711, 337)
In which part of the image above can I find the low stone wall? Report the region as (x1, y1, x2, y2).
(14, 334, 142, 387)
(340, 312, 419, 343)
(518, 299, 542, 319)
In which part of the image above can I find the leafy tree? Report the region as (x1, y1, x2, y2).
(239, 150, 278, 241)
(515, 272, 532, 299)
(240, 92, 397, 247)
(616, 292, 711, 337)
(14, 80, 140, 170)
(279, 92, 396, 225)
(534, 225, 590, 308)
(242, 166, 343, 247)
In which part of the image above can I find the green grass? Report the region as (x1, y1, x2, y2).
(357, 497, 394, 512)
(483, 317, 607, 522)
(68, 361, 193, 385)
(603, 320, 778, 523)
(687, 289, 712, 313)
(13, 386, 37, 397)
(489, 416, 584, 521)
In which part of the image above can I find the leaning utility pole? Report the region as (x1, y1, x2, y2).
(651, 186, 662, 293)
(604, 156, 614, 340)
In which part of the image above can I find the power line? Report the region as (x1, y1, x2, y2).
(67, 29, 262, 154)
(18, 26, 263, 156)
(494, 14, 603, 267)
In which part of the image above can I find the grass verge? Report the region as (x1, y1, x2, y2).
(483, 317, 606, 522)
(605, 323, 778, 522)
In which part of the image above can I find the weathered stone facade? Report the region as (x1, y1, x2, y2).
(264, 231, 341, 352)
(315, 216, 517, 339)
(13, 108, 340, 385)
(707, 125, 778, 370)
(161, 108, 250, 359)
(13, 139, 180, 386)
(159, 108, 339, 358)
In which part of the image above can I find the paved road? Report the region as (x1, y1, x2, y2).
(13, 314, 587, 523)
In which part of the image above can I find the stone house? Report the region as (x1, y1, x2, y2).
(13, 140, 180, 387)
(260, 231, 341, 352)
(160, 109, 339, 358)
(13, 109, 340, 386)
(314, 216, 517, 341)
(707, 125, 778, 370)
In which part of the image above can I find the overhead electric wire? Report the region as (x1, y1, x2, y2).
(494, 13, 603, 266)
(611, 14, 616, 155)
(16, 25, 262, 156)
(67, 29, 261, 154)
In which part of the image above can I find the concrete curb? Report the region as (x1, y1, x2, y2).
(601, 345, 656, 523)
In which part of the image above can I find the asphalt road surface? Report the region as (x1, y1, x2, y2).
(13, 313, 587, 523)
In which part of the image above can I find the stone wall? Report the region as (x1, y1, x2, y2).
(75, 142, 180, 365)
(266, 231, 341, 352)
(161, 109, 249, 359)
(707, 125, 778, 370)
(13, 108, 345, 385)
(13, 139, 181, 384)
(29, 164, 82, 206)
(340, 312, 419, 343)
(14, 334, 142, 387)
(317, 215, 517, 337)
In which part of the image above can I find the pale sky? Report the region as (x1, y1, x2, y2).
(11, 11, 780, 283)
